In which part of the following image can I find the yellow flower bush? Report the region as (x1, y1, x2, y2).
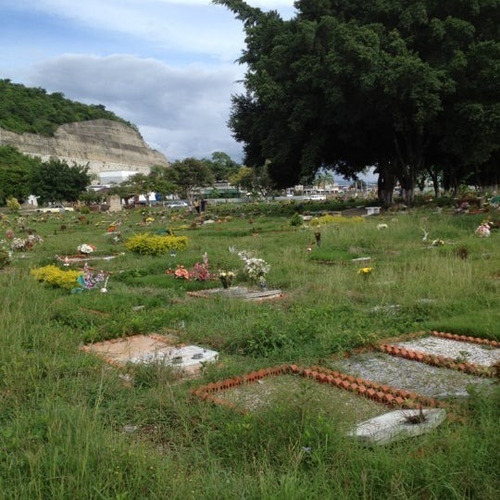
(31, 265, 83, 289)
(124, 233, 189, 256)
(310, 215, 365, 226)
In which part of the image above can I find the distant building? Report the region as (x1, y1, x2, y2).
(99, 170, 138, 185)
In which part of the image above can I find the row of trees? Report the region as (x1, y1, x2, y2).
(0, 146, 90, 205)
(110, 152, 258, 202)
(0, 146, 264, 207)
(214, 0, 500, 205)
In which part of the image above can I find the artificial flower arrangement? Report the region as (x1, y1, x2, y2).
(357, 267, 374, 277)
(75, 263, 109, 292)
(77, 243, 96, 255)
(231, 248, 271, 288)
(165, 253, 216, 282)
(11, 234, 43, 251)
(219, 271, 236, 289)
(169, 264, 190, 280)
(475, 222, 491, 238)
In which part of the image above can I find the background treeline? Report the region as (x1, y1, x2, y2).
(216, 0, 500, 205)
(0, 145, 90, 205)
(0, 79, 138, 136)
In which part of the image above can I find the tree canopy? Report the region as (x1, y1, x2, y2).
(162, 158, 215, 200)
(30, 158, 91, 204)
(214, 0, 500, 204)
(200, 151, 241, 181)
(0, 146, 41, 205)
(0, 79, 138, 136)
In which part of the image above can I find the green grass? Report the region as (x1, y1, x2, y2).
(0, 205, 499, 498)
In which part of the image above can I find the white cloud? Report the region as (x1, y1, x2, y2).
(28, 54, 245, 160)
(3, 0, 297, 163)
(11, 0, 295, 62)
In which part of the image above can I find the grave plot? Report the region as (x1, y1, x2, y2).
(191, 365, 445, 445)
(376, 332, 499, 378)
(330, 351, 493, 399)
(57, 253, 123, 264)
(331, 332, 499, 399)
(221, 374, 387, 427)
(191, 365, 439, 414)
(187, 285, 284, 301)
(80, 334, 218, 375)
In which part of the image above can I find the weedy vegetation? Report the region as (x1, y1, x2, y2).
(0, 203, 498, 498)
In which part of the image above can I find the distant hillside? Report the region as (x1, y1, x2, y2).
(0, 79, 139, 136)
(0, 80, 168, 176)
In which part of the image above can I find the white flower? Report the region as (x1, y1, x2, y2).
(431, 239, 444, 246)
(78, 244, 95, 254)
(475, 223, 491, 238)
(377, 223, 388, 230)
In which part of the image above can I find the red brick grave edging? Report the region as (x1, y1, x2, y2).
(377, 332, 498, 378)
(190, 364, 440, 412)
(430, 330, 500, 348)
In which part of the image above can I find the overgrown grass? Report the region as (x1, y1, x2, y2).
(0, 204, 498, 498)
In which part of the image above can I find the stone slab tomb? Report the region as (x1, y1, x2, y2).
(348, 408, 447, 445)
(80, 334, 218, 375)
(187, 286, 284, 301)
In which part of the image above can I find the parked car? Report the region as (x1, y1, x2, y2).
(166, 200, 189, 208)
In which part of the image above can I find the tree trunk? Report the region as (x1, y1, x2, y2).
(377, 163, 396, 208)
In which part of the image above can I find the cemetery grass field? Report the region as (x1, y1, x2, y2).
(1, 203, 499, 499)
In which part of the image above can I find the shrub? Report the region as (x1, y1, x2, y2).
(289, 212, 303, 227)
(6, 197, 20, 212)
(310, 214, 365, 226)
(31, 265, 83, 289)
(124, 233, 189, 256)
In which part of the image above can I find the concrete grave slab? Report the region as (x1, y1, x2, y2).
(187, 286, 284, 301)
(57, 253, 123, 264)
(348, 408, 446, 445)
(331, 351, 494, 398)
(80, 334, 218, 375)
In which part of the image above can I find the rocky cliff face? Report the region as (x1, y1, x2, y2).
(0, 119, 168, 175)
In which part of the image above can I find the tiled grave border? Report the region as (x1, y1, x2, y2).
(376, 342, 495, 378)
(430, 330, 500, 348)
(190, 364, 440, 412)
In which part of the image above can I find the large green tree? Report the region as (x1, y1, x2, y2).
(201, 152, 241, 181)
(164, 158, 214, 200)
(0, 145, 40, 205)
(30, 158, 91, 204)
(214, 0, 500, 205)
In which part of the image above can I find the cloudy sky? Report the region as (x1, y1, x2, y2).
(0, 0, 296, 163)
